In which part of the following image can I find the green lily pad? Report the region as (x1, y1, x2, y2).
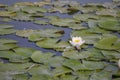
(0, 4, 7, 7)
(16, 29, 34, 37)
(0, 24, 14, 29)
(13, 47, 35, 59)
(94, 36, 120, 50)
(28, 64, 52, 76)
(52, 66, 72, 77)
(90, 71, 112, 80)
(60, 75, 77, 80)
(72, 30, 101, 44)
(0, 43, 17, 50)
(98, 19, 120, 31)
(12, 74, 28, 80)
(49, 16, 79, 27)
(101, 50, 120, 60)
(0, 11, 16, 17)
(34, 20, 48, 25)
(12, 11, 34, 21)
(21, 6, 47, 13)
(0, 28, 16, 35)
(62, 59, 82, 71)
(63, 59, 105, 71)
(29, 74, 54, 80)
(62, 49, 92, 59)
(31, 51, 53, 63)
(36, 38, 70, 51)
(0, 38, 17, 44)
(96, 9, 117, 17)
(73, 14, 99, 21)
(44, 56, 65, 67)
(16, 29, 64, 39)
(113, 0, 120, 2)
(76, 71, 94, 80)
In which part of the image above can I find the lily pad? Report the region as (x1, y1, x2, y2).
(0, 24, 14, 29)
(73, 14, 99, 21)
(94, 36, 120, 50)
(0, 28, 16, 35)
(72, 30, 101, 44)
(12, 11, 34, 21)
(31, 51, 53, 63)
(36, 38, 70, 51)
(0, 11, 16, 17)
(16, 29, 34, 37)
(90, 71, 112, 80)
(98, 19, 120, 31)
(96, 9, 117, 17)
(21, 6, 47, 13)
(63, 59, 105, 71)
(52, 66, 72, 77)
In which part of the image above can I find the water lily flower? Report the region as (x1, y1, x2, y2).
(69, 36, 85, 50)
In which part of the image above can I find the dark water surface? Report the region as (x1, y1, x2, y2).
(0, 0, 113, 54)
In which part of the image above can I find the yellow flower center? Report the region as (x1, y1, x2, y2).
(74, 39, 80, 43)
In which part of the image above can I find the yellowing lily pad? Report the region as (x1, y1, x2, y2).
(0, 11, 16, 17)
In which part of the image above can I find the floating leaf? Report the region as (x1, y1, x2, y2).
(12, 74, 28, 80)
(49, 16, 79, 27)
(0, 38, 17, 44)
(72, 30, 101, 44)
(0, 28, 16, 35)
(12, 11, 34, 21)
(0, 11, 16, 17)
(0, 4, 7, 8)
(0, 24, 14, 29)
(31, 51, 53, 63)
(113, 0, 120, 2)
(62, 59, 82, 71)
(90, 71, 112, 80)
(52, 66, 72, 77)
(60, 75, 77, 80)
(36, 38, 70, 51)
(21, 6, 47, 13)
(101, 50, 120, 60)
(28, 64, 52, 76)
(96, 9, 117, 17)
(63, 59, 105, 71)
(13, 47, 35, 59)
(29, 74, 54, 80)
(76, 71, 94, 80)
(94, 36, 120, 50)
(16, 29, 34, 37)
(34, 20, 48, 25)
(62, 49, 92, 59)
(73, 14, 99, 21)
(98, 19, 120, 31)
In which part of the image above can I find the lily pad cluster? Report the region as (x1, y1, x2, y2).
(0, 0, 120, 80)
